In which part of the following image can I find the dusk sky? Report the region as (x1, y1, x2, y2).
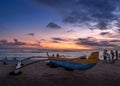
(1, 0, 120, 50)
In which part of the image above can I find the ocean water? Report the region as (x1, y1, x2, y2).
(0, 48, 104, 61)
(0, 49, 102, 59)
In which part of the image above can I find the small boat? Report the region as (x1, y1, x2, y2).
(9, 52, 99, 76)
(47, 52, 99, 70)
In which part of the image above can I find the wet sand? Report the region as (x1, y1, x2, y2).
(0, 60, 120, 86)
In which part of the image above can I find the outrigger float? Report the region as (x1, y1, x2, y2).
(9, 52, 99, 75)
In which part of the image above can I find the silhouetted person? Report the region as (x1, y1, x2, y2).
(103, 50, 110, 62)
(103, 50, 107, 61)
(110, 50, 114, 61)
(56, 53, 60, 58)
(119, 53, 120, 59)
(79, 55, 87, 59)
(115, 50, 118, 60)
(52, 54, 55, 57)
(13, 57, 17, 61)
(112, 50, 119, 63)
(3, 57, 7, 65)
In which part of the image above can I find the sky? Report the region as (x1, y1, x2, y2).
(0, 0, 120, 50)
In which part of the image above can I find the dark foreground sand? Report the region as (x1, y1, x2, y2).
(0, 60, 120, 86)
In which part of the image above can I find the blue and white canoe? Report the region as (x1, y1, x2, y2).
(47, 52, 99, 70)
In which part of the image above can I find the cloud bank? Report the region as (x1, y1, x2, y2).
(35, 0, 120, 30)
(0, 39, 41, 48)
(75, 37, 119, 49)
(51, 37, 67, 43)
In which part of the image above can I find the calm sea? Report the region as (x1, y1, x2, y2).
(0, 48, 104, 61)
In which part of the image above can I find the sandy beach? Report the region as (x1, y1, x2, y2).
(0, 60, 120, 86)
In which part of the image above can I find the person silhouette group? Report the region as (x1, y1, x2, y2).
(103, 49, 119, 63)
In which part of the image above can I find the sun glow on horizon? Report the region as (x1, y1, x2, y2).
(39, 42, 92, 50)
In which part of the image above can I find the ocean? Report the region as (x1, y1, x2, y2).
(0, 48, 105, 61)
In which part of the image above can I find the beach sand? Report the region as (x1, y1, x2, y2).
(0, 60, 120, 86)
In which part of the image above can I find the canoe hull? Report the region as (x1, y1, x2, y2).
(50, 60, 96, 70)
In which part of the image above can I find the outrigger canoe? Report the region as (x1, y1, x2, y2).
(9, 52, 99, 76)
(47, 52, 99, 70)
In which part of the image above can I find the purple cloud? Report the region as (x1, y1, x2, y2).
(0, 39, 41, 48)
(46, 22, 61, 29)
(0, 39, 26, 48)
(28, 33, 35, 36)
(75, 37, 118, 48)
(99, 32, 110, 36)
(67, 30, 75, 33)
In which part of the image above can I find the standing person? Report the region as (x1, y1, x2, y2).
(103, 50, 110, 62)
(119, 53, 120, 59)
(56, 53, 60, 58)
(103, 50, 107, 61)
(115, 50, 118, 60)
(110, 50, 114, 61)
(52, 54, 55, 57)
(112, 50, 119, 63)
(3, 57, 7, 65)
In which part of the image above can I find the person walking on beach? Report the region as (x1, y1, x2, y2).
(110, 50, 114, 61)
